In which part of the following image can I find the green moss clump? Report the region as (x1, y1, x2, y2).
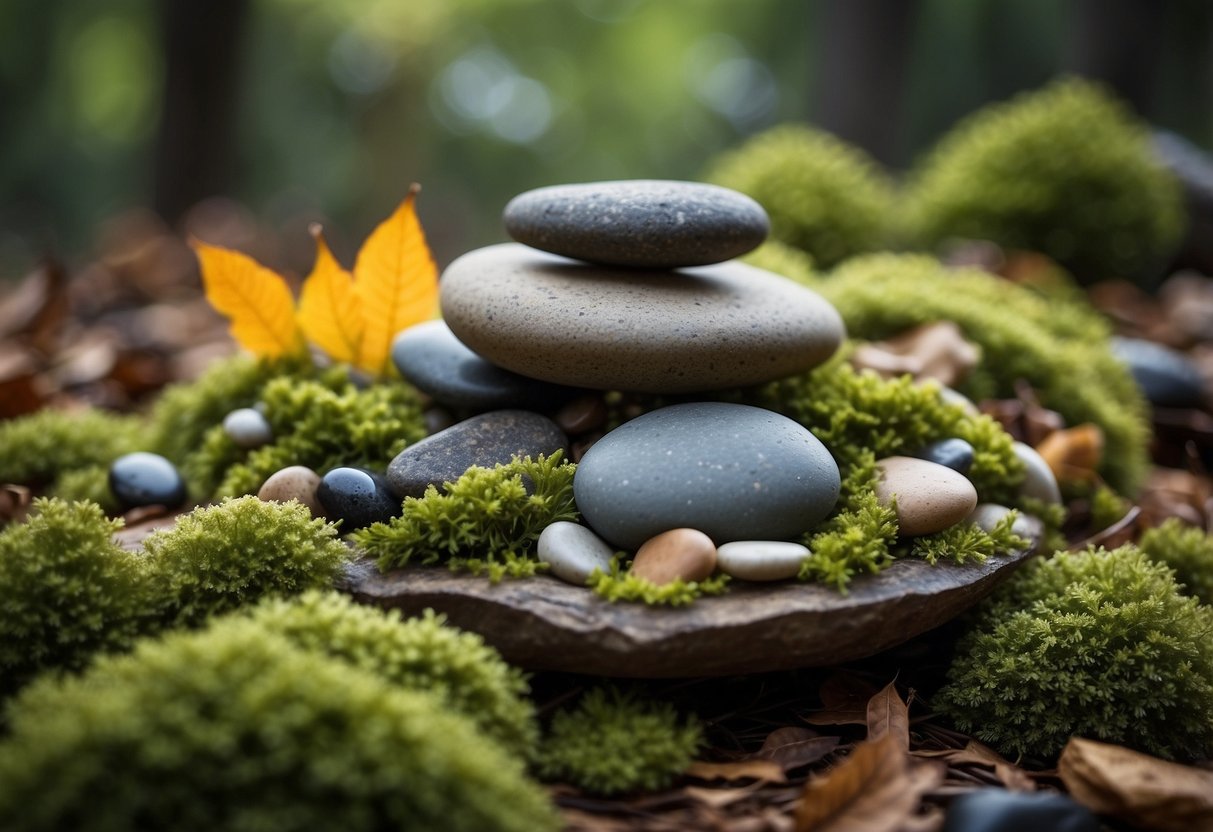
(0, 620, 558, 832)
(705, 124, 893, 268)
(354, 453, 578, 579)
(813, 254, 1149, 494)
(0, 499, 151, 693)
(538, 687, 702, 794)
(587, 557, 731, 606)
(145, 496, 350, 628)
(147, 354, 294, 467)
(244, 591, 538, 757)
(197, 376, 427, 499)
(904, 78, 1185, 282)
(937, 545, 1213, 761)
(0, 409, 141, 489)
(1139, 519, 1213, 605)
(46, 464, 120, 514)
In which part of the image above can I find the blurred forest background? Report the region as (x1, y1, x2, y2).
(2, 0, 1211, 281)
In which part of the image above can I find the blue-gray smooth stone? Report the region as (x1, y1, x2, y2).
(109, 452, 187, 510)
(391, 320, 580, 411)
(574, 402, 840, 550)
(316, 467, 400, 531)
(503, 180, 769, 268)
(386, 409, 567, 499)
(912, 437, 975, 475)
(1111, 336, 1206, 408)
(943, 789, 1099, 832)
(222, 407, 273, 449)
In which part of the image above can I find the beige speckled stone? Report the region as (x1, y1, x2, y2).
(874, 456, 978, 537)
(257, 465, 324, 518)
(439, 243, 844, 393)
(631, 528, 717, 586)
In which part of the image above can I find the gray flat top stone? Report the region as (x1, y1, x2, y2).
(503, 180, 769, 268)
(440, 243, 844, 393)
(343, 546, 1033, 677)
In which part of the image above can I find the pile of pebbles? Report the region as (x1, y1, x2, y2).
(108, 180, 1057, 590)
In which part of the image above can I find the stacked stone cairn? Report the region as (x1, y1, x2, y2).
(218, 180, 1059, 588)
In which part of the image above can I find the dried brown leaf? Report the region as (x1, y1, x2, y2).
(683, 782, 769, 809)
(913, 741, 1035, 792)
(1058, 737, 1213, 832)
(866, 682, 910, 752)
(805, 673, 877, 726)
(686, 760, 787, 785)
(754, 728, 841, 772)
(0, 259, 69, 353)
(794, 735, 943, 832)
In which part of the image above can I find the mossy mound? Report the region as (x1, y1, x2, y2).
(938, 545, 1213, 761)
(0, 499, 152, 694)
(903, 77, 1185, 283)
(538, 686, 702, 795)
(146, 496, 351, 628)
(244, 591, 539, 757)
(810, 253, 1149, 495)
(0, 619, 558, 832)
(704, 124, 893, 268)
(0, 409, 141, 502)
(1139, 519, 1213, 605)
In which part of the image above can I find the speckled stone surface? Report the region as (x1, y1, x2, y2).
(874, 456, 978, 537)
(440, 243, 845, 393)
(631, 528, 718, 585)
(574, 402, 841, 550)
(386, 409, 567, 499)
(503, 180, 769, 268)
(257, 465, 324, 518)
(391, 320, 580, 411)
(316, 467, 400, 531)
(109, 452, 187, 510)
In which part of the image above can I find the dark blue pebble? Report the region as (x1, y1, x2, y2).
(392, 320, 581, 412)
(943, 789, 1099, 832)
(316, 468, 401, 531)
(1111, 336, 1206, 408)
(913, 437, 976, 475)
(108, 452, 188, 510)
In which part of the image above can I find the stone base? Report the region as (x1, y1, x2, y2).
(342, 548, 1033, 677)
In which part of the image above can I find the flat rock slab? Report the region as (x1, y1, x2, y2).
(342, 547, 1033, 677)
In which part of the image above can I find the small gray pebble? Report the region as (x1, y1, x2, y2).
(1012, 442, 1062, 505)
(537, 521, 615, 585)
(223, 407, 273, 449)
(715, 540, 810, 582)
(1111, 336, 1207, 408)
(109, 452, 187, 510)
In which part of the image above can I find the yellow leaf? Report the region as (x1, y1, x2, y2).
(297, 224, 364, 365)
(192, 240, 304, 359)
(353, 184, 439, 376)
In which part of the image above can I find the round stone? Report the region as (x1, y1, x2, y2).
(503, 180, 769, 268)
(716, 540, 810, 582)
(440, 243, 845, 393)
(555, 394, 608, 436)
(109, 452, 187, 510)
(257, 465, 324, 518)
(631, 528, 717, 586)
(391, 320, 580, 412)
(966, 503, 1045, 551)
(316, 467, 400, 531)
(574, 402, 841, 550)
(912, 437, 975, 475)
(1012, 441, 1062, 505)
(1110, 336, 1206, 407)
(386, 409, 567, 499)
(222, 407, 273, 449)
(942, 789, 1099, 832)
(537, 521, 616, 586)
(874, 456, 978, 537)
